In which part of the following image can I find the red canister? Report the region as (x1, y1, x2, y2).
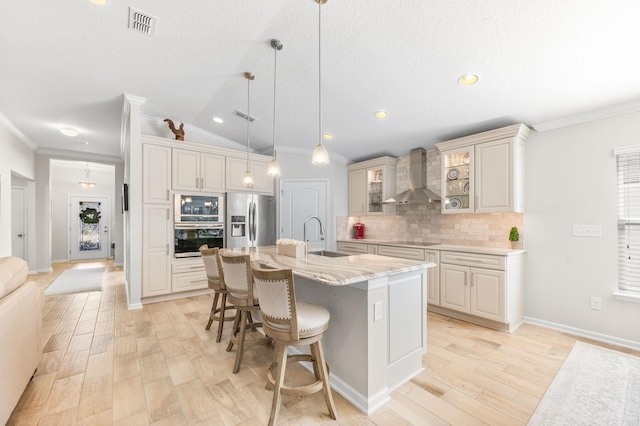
(353, 222, 365, 239)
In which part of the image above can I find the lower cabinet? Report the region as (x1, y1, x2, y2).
(142, 205, 171, 297)
(172, 260, 208, 292)
(425, 250, 440, 305)
(434, 250, 523, 331)
(337, 241, 369, 255)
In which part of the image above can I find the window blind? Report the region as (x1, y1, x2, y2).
(616, 149, 640, 293)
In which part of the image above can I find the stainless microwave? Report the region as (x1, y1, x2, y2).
(174, 194, 224, 224)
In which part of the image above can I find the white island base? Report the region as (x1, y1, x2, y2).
(292, 268, 428, 414)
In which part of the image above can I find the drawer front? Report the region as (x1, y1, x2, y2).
(440, 251, 505, 270)
(337, 242, 368, 254)
(378, 245, 425, 261)
(172, 261, 206, 274)
(172, 271, 208, 292)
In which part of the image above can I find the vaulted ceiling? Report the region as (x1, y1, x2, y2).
(1, 0, 639, 163)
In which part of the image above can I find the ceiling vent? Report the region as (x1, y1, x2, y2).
(234, 109, 256, 122)
(128, 7, 157, 36)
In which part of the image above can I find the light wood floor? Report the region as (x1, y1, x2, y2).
(8, 259, 639, 425)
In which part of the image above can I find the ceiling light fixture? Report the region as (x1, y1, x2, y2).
(79, 163, 97, 189)
(458, 74, 479, 86)
(88, 0, 107, 4)
(60, 127, 79, 137)
(243, 72, 255, 188)
(213, 117, 223, 124)
(374, 111, 389, 119)
(267, 39, 283, 177)
(311, 0, 330, 165)
(323, 133, 334, 140)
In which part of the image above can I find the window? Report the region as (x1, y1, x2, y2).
(615, 146, 640, 296)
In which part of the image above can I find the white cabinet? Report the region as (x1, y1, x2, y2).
(172, 148, 225, 193)
(425, 250, 440, 305)
(337, 241, 369, 255)
(172, 260, 208, 292)
(225, 156, 273, 194)
(142, 205, 171, 297)
(347, 156, 397, 216)
(143, 144, 171, 204)
(434, 250, 523, 331)
(436, 124, 529, 214)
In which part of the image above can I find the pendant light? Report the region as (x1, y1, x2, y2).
(311, 0, 330, 165)
(243, 72, 255, 188)
(267, 39, 283, 177)
(79, 163, 97, 189)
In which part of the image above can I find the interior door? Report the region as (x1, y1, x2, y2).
(280, 179, 329, 252)
(70, 196, 110, 260)
(11, 187, 26, 259)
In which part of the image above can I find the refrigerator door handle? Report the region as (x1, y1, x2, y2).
(251, 201, 257, 243)
(249, 201, 255, 242)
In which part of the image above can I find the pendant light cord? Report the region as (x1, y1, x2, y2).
(318, 0, 322, 147)
(246, 76, 251, 171)
(272, 43, 277, 159)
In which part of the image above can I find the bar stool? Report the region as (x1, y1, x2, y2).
(199, 245, 235, 342)
(251, 262, 337, 426)
(219, 252, 271, 374)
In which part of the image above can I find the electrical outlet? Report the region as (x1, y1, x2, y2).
(374, 301, 382, 321)
(573, 225, 602, 237)
(590, 296, 602, 310)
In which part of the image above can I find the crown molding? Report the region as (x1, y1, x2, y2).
(37, 147, 123, 164)
(0, 112, 37, 150)
(532, 99, 640, 132)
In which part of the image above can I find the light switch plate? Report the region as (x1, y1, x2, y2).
(573, 224, 601, 237)
(374, 301, 382, 321)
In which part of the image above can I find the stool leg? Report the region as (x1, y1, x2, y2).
(226, 310, 241, 352)
(215, 292, 227, 343)
(206, 292, 220, 330)
(268, 342, 288, 426)
(232, 309, 248, 374)
(311, 340, 337, 420)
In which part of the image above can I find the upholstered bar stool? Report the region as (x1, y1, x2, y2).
(251, 262, 337, 426)
(219, 252, 271, 374)
(199, 245, 235, 342)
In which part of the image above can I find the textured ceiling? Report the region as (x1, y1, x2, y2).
(1, 0, 640, 163)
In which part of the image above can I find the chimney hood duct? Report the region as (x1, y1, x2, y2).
(384, 148, 441, 204)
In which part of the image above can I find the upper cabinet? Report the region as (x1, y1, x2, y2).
(143, 143, 171, 204)
(347, 156, 397, 216)
(225, 156, 273, 194)
(172, 148, 225, 193)
(436, 124, 530, 214)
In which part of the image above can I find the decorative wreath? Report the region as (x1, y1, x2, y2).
(79, 207, 101, 224)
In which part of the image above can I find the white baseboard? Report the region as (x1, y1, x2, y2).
(113, 261, 123, 267)
(37, 267, 53, 273)
(524, 316, 640, 351)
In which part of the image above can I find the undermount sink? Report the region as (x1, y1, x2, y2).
(308, 250, 351, 258)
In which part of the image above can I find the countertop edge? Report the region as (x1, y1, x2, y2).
(337, 239, 526, 256)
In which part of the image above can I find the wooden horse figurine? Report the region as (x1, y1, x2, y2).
(164, 118, 185, 141)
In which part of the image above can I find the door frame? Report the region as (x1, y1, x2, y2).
(11, 186, 27, 260)
(278, 178, 332, 250)
(69, 195, 111, 260)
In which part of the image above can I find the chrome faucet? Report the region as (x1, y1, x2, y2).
(303, 215, 325, 253)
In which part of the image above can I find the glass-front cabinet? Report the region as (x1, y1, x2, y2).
(441, 148, 474, 213)
(347, 156, 397, 216)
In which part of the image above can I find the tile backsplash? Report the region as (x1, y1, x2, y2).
(338, 148, 524, 249)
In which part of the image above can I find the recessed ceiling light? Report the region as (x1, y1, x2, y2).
(374, 111, 389, 119)
(213, 117, 223, 124)
(60, 127, 79, 136)
(458, 74, 479, 86)
(88, 0, 107, 4)
(323, 133, 334, 140)
(74, 140, 90, 146)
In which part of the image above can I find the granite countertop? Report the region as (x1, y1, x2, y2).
(338, 239, 526, 256)
(221, 245, 435, 286)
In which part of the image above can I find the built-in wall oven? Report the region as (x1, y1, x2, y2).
(174, 194, 224, 257)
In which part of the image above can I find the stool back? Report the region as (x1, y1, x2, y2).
(251, 262, 299, 341)
(199, 245, 225, 291)
(219, 253, 255, 306)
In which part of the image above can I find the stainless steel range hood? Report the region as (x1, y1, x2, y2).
(384, 148, 441, 204)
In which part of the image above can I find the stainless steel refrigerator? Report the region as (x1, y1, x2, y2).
(225, 193, 277, 248)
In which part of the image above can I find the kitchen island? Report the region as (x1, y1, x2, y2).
(222, 245, 435, 414)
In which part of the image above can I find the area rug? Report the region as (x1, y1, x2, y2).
(528, 341, 640, 425)
(44, 267, 105, 296)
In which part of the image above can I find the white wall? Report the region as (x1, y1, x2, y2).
(0, 125, 35, 259)
(525, 111, 640, 346)
(50, 162, 116, 262)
